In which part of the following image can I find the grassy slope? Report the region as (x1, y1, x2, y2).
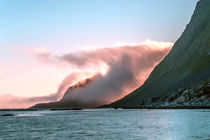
(110, 0, 210, 107)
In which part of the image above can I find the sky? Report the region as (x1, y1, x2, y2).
(0, 0, 198, 108)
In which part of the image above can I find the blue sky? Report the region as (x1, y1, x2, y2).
(0, 0, 198, 54)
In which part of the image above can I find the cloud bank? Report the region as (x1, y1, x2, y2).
(0, 40, 173, 108)
(52, 40, 173, 107)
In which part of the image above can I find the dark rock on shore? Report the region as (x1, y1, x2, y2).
(0, 114, 16, 117)
(141, 80, 210, 108)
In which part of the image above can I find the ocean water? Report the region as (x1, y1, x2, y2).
(0, 109, 210, 140)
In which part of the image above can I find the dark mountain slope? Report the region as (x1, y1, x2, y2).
(110, 0, 210, 107)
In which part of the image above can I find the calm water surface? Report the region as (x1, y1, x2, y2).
(0, 109, 210, 140)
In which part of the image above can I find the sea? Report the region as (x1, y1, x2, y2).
(0, 109, 210, 140)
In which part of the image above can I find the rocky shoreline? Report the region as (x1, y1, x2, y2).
(101, 80, 210, 109)
(142, 80, 210, 108)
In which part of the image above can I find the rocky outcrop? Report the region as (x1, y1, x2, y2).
(140, 80, 210, 108)
(110, 0, 210, 108)
(0, 114, 16, 116)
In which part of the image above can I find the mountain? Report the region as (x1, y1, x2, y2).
(32, 0, 210, 109)
(109, 0, 210, 108)
(31, 76, 96, 109)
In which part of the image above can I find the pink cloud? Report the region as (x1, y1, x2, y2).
(0, 40, 173, 108)
(32, 40, 173, 108)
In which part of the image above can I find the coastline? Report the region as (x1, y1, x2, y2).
(1, 106, 210, 111)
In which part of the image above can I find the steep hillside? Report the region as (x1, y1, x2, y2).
(110, 0, 210, 107)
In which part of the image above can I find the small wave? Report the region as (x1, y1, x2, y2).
(16, 113, 43, 117)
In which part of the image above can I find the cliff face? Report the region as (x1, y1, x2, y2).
(110, 0, 210, 107)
